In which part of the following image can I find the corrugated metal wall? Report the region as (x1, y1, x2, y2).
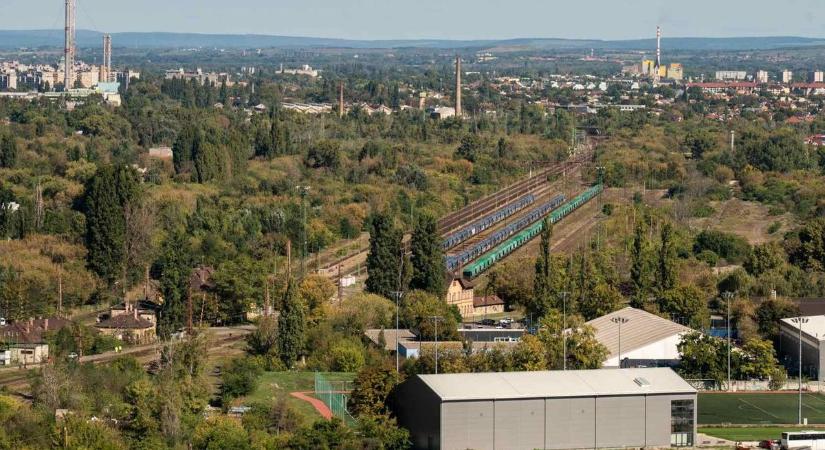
(435, 394, 694, 450)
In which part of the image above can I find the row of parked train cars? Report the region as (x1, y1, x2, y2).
(443, 184, 604, 279)
(444, 194, 566, 272)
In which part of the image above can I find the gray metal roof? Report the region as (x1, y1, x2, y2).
(780, 316, 825, 342)
(417, 367, 696, 401)
(586, 307, 693, 360)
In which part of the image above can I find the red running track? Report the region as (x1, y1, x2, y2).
(290, 391, 333, 420)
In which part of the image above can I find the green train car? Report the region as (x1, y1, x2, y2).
(462, 184, 604, 279)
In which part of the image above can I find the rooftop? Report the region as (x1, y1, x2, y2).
(417, 367, 695, 402)
(586, 307, 692, 360)
(780, 315, 825, 341)
(364, 329, 416, 351)
(96, 314, 154, 330)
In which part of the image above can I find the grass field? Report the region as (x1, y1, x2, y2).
(699, 392, 825, 425)
(699, 426, 820, 441)
(242, 371, 354, 425)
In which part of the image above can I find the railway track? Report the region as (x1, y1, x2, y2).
(319, 147, 594, 279)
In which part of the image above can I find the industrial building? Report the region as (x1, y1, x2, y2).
(778, 315, 825, 382)
(587, 306, 693, 368)
(394, 368, 697, 450)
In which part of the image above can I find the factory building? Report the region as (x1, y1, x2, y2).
(394, 368, 697, 450)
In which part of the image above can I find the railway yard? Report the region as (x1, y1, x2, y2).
(318, 144, 601, 289)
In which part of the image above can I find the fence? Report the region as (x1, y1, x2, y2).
(314, 372, 357, 425)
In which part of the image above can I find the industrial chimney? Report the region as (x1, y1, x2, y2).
(103, 34, 112, 83)
(64, 0, 76, 89)
(655, 25, 662, 81)
(455, 55, 462, 117)
(338, 81, 344, 118)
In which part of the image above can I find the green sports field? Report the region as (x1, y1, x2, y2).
(699, 392, 825, 425)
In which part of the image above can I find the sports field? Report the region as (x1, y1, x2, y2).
(699, 392, 825, 425)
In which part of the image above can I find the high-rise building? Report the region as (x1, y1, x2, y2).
(102, 34, 112, 83)
(667, 64, 683, 81)
(809, 70, 824, 83)
(782, 70, 794, 84)
(756, 70, 769, 84)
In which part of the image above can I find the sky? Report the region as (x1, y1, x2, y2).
(3, 0, 825, 41)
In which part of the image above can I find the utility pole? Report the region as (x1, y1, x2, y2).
(391, 291, 404, 373)
(560, 291, 569, 370)
(791, 316, 809, 425)
(611, 316, 629, 368)
(723, 291, 734, 391)
(429, 316, 443, 374)
(296, 186, 310, 277)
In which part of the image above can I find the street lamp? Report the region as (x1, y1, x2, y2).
(429, 316, 444, 374)
(722, 291, 734, 391)
(560, 291, 569, 371)
(611, 316, 629, 368)
(791, 316, 810, 425)
(390, 291, 404, 374)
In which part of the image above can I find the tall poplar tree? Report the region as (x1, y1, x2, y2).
(532, 218, 554, 317)
(630, 222, 649, 306)
(83, 165, 140, 285)
(365, 213, 403, 299)
(0, 132, 18, 168)
(277, 277, 306, 368)
(410, 214, 445, 296)
(658, 223, 678, 292)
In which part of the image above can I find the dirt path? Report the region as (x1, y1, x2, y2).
(290, 391, 333, 420)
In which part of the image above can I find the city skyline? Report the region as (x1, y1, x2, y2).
(2, 0, 825, 41)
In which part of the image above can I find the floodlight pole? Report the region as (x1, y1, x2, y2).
(391, 291, 404, 374)
(611, 316, 629, 368)
(723, 291, 734, 391)
(429, 316, 443, 374)
(792, 316, 810, 425)
(560, 291, 569, 370)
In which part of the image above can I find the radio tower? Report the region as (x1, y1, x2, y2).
(103, 34, 112, 82)
(455, 55, 462, 117)
(64, 0, 76, 89)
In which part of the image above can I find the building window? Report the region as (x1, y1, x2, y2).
(671, 399, 694, 447)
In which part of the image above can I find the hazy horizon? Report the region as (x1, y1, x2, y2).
(3, 0, 825, 41)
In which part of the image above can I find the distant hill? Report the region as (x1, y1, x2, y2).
(1, 29, 824, 51)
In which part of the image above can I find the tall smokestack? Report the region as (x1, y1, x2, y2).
(656, 26, 662, 70)
(455, 55, 462, 117)
(64, 0, 76, 89)
(103, 34, 112, 83)
(338, 81, 344, 118)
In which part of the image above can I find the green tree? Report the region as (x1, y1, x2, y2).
(83, 165, 141, 284)
(192, 416, 251, 450)
(677, 332, 732, 385)
(683, 128, 716, 159)
(455, 134, 482, 162)
(0, 132, 18, 168)
(739, 338, 780, 380)
(409, 214, 446, 297)
(304, 140, 341, 170)
(630, 222, 649, 305)
(755, 297, 800, 341)
(347, 364, 398, 417)
(288, 419, 357, 450)
(366, 213, 403, 299)
(658, 223, 677, 292)
(400, 290, 460, 341)
(277, 278, 306, 368)
(744, 242, 785, 276)
(536, 309, 607, 370)
(221, 357, 263, 404)
(156, 230, 193, 338)
(578, 282, 624, 321)
(532, 218, 554, 318)
(657, 285, 709, 329)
